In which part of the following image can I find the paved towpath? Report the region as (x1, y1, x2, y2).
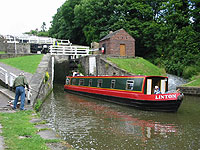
(0, 62, 33, 84)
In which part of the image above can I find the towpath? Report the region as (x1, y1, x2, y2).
(0, 62, 33, 84)
(0, 55, 72, 149)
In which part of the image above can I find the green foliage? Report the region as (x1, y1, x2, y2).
(44, 72, 50, 83)
(107, 57, 166, 76)
(183, 66, 199, 79)
(48, 0, 199, 78)
(183, 73, 200, 87)
(0, 55, 43, 74)
(34, 99, 42, 112)
(77, 63, 85, 75)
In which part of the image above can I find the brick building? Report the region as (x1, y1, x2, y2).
(99, 29, 135, 57)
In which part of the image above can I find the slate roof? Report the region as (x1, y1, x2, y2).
(100, 29, 124, 41)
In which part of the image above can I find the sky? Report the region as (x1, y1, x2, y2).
(0, 0, 66, 35)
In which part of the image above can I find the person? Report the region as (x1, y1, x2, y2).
(176, 88, 181, 93)
(53, 40, 59, 46)
(12, 72, 29, 110)
(72, 71, 77, 77)
(154, 86, 161, 94)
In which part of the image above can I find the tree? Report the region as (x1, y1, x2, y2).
(41, 22, 47, 32)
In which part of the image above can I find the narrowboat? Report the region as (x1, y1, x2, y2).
(64, 75, 184, 112)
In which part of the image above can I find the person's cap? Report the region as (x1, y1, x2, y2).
(155, 86, 159, 89)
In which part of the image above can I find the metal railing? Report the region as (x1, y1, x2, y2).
(4, 34, 72, 45)
(49, 45, 90, 56)
(0, 67, 8, 85)
(0, 67, 32, 102)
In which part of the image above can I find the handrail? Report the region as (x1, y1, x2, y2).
(49, 45, 90, 56)
(0, 68, 32, 103)
(9, 72, 17, 87)
(0, 67, 8, 85)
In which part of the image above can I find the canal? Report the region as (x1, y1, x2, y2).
(40, 84, 200, 150)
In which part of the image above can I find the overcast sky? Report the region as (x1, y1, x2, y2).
(0, 0, 66, 35)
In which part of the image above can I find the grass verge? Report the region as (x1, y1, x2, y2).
(0, 55, 43, 74)
(0, 51, 5, 54)
(182, 74, 200, 87)
(0, 111, 58, 150)
(107, 57, 166, 76)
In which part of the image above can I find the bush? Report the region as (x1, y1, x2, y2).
(34, 99, 42, 112)
(183, 66, 199, 79)
(44, 72, 49, 83)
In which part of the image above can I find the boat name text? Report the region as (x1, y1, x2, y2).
(155, 94, 177, 100)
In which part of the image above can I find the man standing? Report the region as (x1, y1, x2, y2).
(12, 72, 29, 110)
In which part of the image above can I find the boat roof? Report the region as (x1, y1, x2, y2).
(67, 75, 168, 78)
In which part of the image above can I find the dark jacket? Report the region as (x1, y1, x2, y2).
(13, 75, 29, 88)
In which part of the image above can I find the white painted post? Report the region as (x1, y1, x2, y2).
(27, 89, 31, 104)
(52, 56, 54, 88)
(5, 72, 8, 85)
(75, 47, 77, 58)
(50, 46, 53, 55)
(14, 37, 17, 54)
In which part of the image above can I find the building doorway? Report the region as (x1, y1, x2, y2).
(120, 44, 126, 56)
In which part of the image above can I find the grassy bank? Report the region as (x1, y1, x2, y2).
(0, 55, 43, 74)
(0, 111, 57, 150)
(182, 74, 200, 87)
(107, 57, 166, 76)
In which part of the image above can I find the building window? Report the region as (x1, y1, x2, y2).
(79, 79, 84, 86)
(126, 80, 134, 90)
(97, 79, 103, 88)
(110, 80, 116, 89)
(72, 79, 76, 85)
(89, 79, 92, 87)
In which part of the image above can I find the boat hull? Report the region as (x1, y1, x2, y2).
(64, 88, 183, 112)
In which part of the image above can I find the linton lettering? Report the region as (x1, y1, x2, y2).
(155, 94, 176, 100)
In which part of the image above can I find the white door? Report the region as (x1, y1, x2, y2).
(160, 80, 166, 94)
(89, 56, 96, 75)
(147, 79, 152, 95)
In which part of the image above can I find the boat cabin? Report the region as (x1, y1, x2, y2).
(66, 76, 168, 95)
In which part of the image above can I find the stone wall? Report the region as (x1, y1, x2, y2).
(177, 86, 200, 96)
(80, 55, 134, 76)
(29, 54, 53, 105)
(0, 43, 30, 54)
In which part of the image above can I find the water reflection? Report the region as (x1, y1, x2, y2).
(66, 93, 178, 140)
(40, 85, 200, 149)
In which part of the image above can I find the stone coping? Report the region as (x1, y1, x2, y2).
(177, 86, 200, 96)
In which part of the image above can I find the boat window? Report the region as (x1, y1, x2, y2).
(79, 79, 84, 86)
(126, 80, 134, 90)
(110, 80, 116, 89)
(89, 79, 92, 87)
(66, 78, 70, 85)
(72, 79, 76, 85)
(97, 79, 103, 88)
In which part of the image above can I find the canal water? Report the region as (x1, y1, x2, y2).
(41, 84, 200, 150)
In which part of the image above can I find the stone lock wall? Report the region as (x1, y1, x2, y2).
(0, 43, 30, 54)
(80, 55, 134, 76)
(177, 86, 200, 96)
(6, 43, 30, 54)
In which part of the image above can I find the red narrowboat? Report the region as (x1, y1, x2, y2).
(64, 75, 184, 112)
